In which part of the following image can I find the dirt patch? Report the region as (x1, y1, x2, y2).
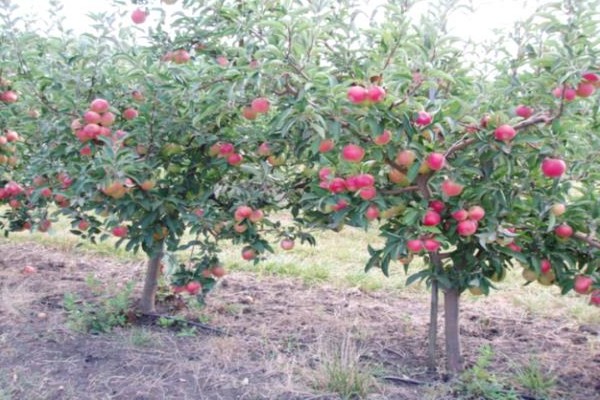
(0, 241, 598, 399)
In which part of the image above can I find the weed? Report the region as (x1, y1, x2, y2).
(456, 345, 519, 400)
(63, 282, 134, 333)
(512, 357, 556, 399)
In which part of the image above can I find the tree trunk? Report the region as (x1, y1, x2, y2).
(140, 241, 165, 313)
(427, 279, 439, 372)
(444, 287, 463, 375)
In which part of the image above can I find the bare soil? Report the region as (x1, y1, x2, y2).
(0, 241, 598, 399)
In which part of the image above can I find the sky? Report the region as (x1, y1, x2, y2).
(5, 0, 544, 42)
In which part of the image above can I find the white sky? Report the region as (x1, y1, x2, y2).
(7, 0, 544, 42)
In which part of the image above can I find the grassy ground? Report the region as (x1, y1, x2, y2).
(1, 222, 599, 399)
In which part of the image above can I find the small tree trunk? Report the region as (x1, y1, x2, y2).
(427, 279, 439, 372)
(140, 241, 165, 313)
(444, 287, 463, 375)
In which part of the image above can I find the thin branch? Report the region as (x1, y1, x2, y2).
(573, 232, 600, 250)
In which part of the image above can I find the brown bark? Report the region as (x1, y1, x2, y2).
(140, 241, 165, 313)
(444, 288, 463, 375)
(427, 279, 439, 372)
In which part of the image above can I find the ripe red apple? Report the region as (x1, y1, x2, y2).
(186, 281, 202, 295)
(22, 265, 37, 275)
(239, 106, 257, 121)
(515, 105, 533, 118)
(554, 223, 573, 238)
(234, 205, 253, 222)
(365, 205, 380, 221)
(407, 239, 424, 253)
(112, 225, 128, 238)
(83, 110, 101, 124)
(211, 265, 226, 278)
(423, 238, 440, 252)
(573, 275, 593, 295)
(355, 173, 375, 188)
(80, 146, 92, 156)
(423, 210, 441, 226)
(227, 153, 243, 166)
(552, 85, 576, 101)
(218, 142, 234, 156)
(172, 49, 191, 64)
(551, 203, 566, 216)
(457, 219, 478, 236)
(341, 144, 365, 163)
(451, 209, 468, 221)
(249, 209, 264, 223)
(216, 56, 229, 66)
(328, 178, 346, 194)
(0, 90, 18, 103)
(540, 259, 552, 274)
(429, 200, 445, 213)
(131, 8, 147, 24)
(257, 142, 271, 156)
(280, 239, 295, 250)
(332, 199, 349, 212)
(0, 136, 7, 146)
(122, 108, 138, 120)
(318, 167, 333, 181)
(576, 81, 595, 97)
(38, 219, 52, 232)
(347, 86, 368, 104)
(5, 130, 19, 142)
(468, 205, 485, 221)
(415, 111, 432, 126)
(90, 98, 110, 113)
(40, 187, 52, 198)
(319, 139, 335, 153)
(251, 97, 270, 114)
(241, 247, 256, 261)
(78, 220, 90, 231)
(541, 158, 566, 178)
(396, 149, 416, 166)
(590, 290, 600, 306)
(582, 72, 599, 84)
(367, 85, 386, 103)
(359, 186, 376, 201)
(441, 179, 464, 197)
(373, 130, 391, 145)
(425, 152, 445, 170)
(494, 124, 516, 142)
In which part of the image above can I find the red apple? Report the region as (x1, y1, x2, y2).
(359, 186, 377, 200)
(234, 205, 253, 222)
(423, 238, 440, 252)
(241, 247, 256, 261)
(347, 86, 368, 104)
(280, 239, 295, 250)
(257, 142, 271, 156)
(233, 223, 247, 233)
(319, 139, 335, 153)
(554, 223, 573, 238)
(341, 144, 365, 163)
(211, 265, 226, 278)
(40, 187, 52, 198)
(328, 178, 346, 194)
(332, 199, 349, 211)
(80, 146, 92, 156)
(132, 90, 144, 102)
(573, 275, 593, 295)
(441, 179, 464, 197)
(507, 242, 522, 252)
(415, 111, 432, 126)
(552, 85, 576, 101)
(365, 205, 380, 221)
(396, 149, 416, 166)
(515, 105, 533, 118)
(373, 130, 391, 145)
(429, 200, 445, 213)
(540, 259, 552, 274)
(582, 72, 599, 84)
(468, 205, 485, 221)
(423, 210, 441, 226)
(494, 124, 516, 142)
(112, 225, 128, 238)
(90, 98, 110, 113)
(242, 106, 257, 120)
(451, 209, 468, 221)
(0, 90, 18, 103)
(541, 158, 566, 178)
(227, 153, 243, 166)
(407, 239, 424, 253)
(22, 265, 37, 275)
(425, 152, 445, 170)
(590, 290, 600, 306)
(576, 81, 595, 97)
(249, 209, 264, 223)
(318, 167, 334, 181)
(5, 130, 19, 142)
(251, 97, 270, 114)
(216, 56, 228, 66)
(131, 8, 147, 24)
(457, 220, 478, 236)
(367, 85, 386, 103)
(186, 281, 202, 295)
(78, 220, 90, 231)
(355, 173, 375, 188)
(173, 49, 191, 64)
(122, 108, 138, 120)
(83, 111, 101, 124)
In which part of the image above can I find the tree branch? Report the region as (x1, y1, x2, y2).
(573, 232, 600, 250)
